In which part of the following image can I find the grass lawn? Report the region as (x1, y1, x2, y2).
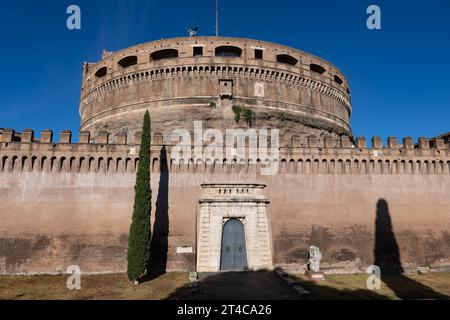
(0, 272, 189, 300)
(1, 272, 449, 300)
(293, 272, 450, 300)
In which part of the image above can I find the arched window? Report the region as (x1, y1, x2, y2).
(310, 63, 326, 74)
(118, 56, 137, 68)
(334, 75, 343, 85)
(150, 49, 179, 61)
(276, 54, 298, 66)
(95, 67, 107, 78)
(215, 46, 242, 58)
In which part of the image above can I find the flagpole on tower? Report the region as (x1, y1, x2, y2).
(216, 0, 219, 37)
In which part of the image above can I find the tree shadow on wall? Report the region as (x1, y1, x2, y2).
(143, 146, 169, 282)
(374, 198, 448, 299)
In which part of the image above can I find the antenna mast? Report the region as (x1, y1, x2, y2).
(216, 0, 219, 36)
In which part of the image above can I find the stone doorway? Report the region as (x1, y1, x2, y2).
(196, 184, 273, 272)
(220, 219, 248, 271)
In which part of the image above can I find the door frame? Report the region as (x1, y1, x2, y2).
(196, 184, 274, 273)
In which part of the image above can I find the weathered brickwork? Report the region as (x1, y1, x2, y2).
(1, 131, 449, 274)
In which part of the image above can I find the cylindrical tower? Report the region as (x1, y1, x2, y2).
(79, 36, 352, 146)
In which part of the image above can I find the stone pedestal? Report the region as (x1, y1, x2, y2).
(305, 271, 325, 280)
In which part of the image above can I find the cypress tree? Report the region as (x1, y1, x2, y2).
(127, 110, 152, 283)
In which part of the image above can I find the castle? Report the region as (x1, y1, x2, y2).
(1, 36, 449, 275)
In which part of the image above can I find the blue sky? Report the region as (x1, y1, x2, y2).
(0, 0, 449, 142)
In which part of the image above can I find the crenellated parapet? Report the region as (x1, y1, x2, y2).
(0, 129, 159, 145)
(78, 36, 353, 144)
(1, 129, 449, 175)
(80, 63, 351, 115)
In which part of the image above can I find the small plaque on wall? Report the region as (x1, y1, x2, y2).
(177, 246, 193, 254)
(255, 82, 264, 97)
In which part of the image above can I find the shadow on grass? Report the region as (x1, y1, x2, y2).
(166, 270, 303, 300)
(295, 278, 391, 300)
(294, 274, 449, 300)
(166, 270, 440, 300)
(380, 275, 448, 300)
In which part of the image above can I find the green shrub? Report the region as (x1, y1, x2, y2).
(232, 105, 255, 126)
(127, 111, 152, 282)
(232, 105, 242, 122)
(243, 109, 256, 127)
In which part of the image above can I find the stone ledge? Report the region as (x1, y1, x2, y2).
(275, 269, 311, 298)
